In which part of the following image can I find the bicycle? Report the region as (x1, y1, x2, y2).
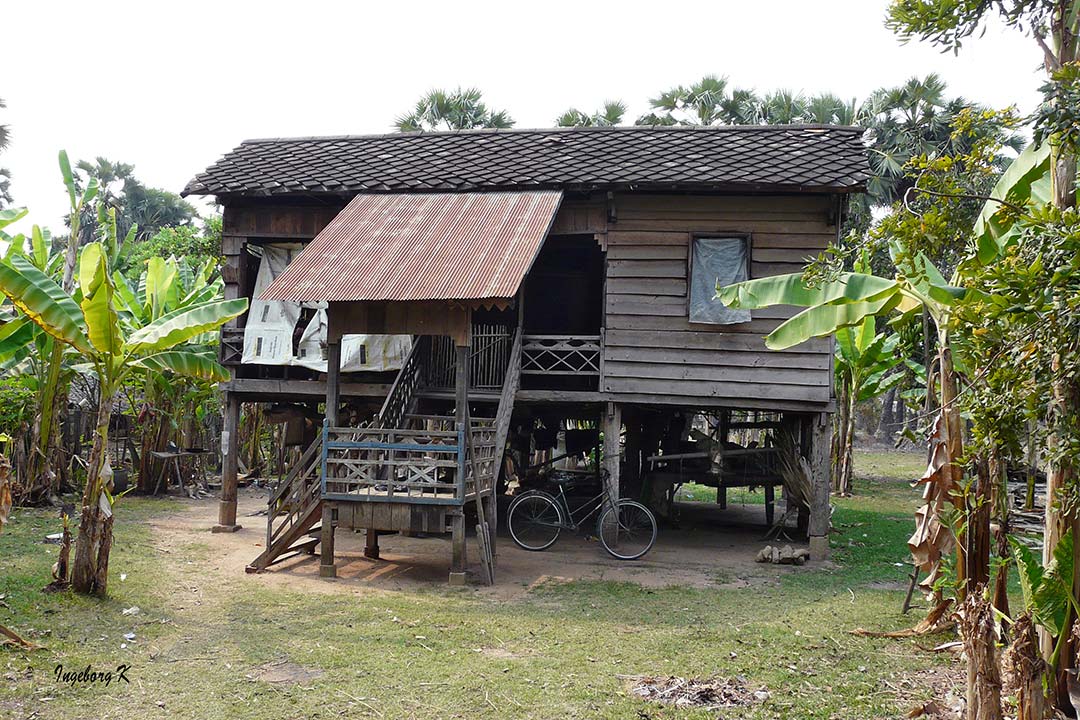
(506, 474, 657, 560)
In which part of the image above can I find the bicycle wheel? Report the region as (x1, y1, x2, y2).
(597, 500, 657, 560)
(508, 492, 563, 551)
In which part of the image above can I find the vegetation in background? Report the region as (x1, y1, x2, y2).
(0, 97, 11, 208)
(555, 101, 627, 127)
(395, 88, 514, 132)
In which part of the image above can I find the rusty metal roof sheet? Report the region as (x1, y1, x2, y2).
(260, 190, 563, 303)
(184, 125, 869, 198)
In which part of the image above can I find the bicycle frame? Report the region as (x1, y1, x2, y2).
(549, 485, 612, 532)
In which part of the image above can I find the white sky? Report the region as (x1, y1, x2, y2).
(4, 0, 1045, 234)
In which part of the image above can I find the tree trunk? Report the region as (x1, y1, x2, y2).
(832, 376, 855, 495)
(1041, 359, 1079, 672)
(878, 387, 896, 438)
(967, 457, 993, 595)
(71, 389, 117, 596)
(939, 344, 969, 598)
(840, 392, 856, 496)
(1004, 614, 1046, 720)
(961, 592, 1003, 720)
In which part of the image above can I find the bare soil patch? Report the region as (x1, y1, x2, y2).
(624, 674, 768, 710)
(249, 660, 323, 685)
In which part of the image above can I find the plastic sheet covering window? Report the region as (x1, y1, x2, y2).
(242, 243, 411, 371)
(689, 237, 751, 325)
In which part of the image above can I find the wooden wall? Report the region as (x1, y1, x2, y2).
(220, 203, 344, 330)
(601, 194, 838, 409)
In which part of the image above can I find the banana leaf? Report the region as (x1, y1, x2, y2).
(134, 350, 231, 382)
(764, 289, 903, 350)
(972, 143, 1051, 263)
(78, 244, 124, 355)
(717, 271, 899, 310)
(126, 298, 247, 353)
(0, 255, 91, 353)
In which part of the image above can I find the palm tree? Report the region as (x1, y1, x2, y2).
(555, 101, 627, 127)
(0, 97, 9, 153)
(395, 88, 514, 132)
(637, 75, 760, 126)
(73, 157, 194, 245)
(0, 98, 11, 208)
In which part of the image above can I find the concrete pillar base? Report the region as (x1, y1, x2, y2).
(319, 564, 337, 578)
(448, 571, 467, 586)
(211, 524, 242, 534)
(809, 535, 830, 561)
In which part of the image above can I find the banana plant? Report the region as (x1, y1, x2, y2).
(833, 320, 904, 496)
(0, 237, 245, 595)
(113, 254, 225, 494)
(716, 142, 1051, 600)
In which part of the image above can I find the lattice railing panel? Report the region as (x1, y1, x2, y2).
(322, 424, 464, 503)
(521, 335, 601, 375)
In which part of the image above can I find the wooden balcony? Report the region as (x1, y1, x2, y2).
(424, 328, 601, 393)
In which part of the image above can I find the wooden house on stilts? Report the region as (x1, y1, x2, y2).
(183, 125, 869, 584)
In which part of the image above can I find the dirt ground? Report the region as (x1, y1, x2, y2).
(152, 486, 812, 598)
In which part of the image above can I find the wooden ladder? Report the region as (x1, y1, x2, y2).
(246, 435, 324, 573)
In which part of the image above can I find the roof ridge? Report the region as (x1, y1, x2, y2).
(239, 124, 865, 145)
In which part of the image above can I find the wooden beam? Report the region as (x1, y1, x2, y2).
(221, 378, 390, 399)
(214, 392, 242, 533)
(808, 411, 832, 561)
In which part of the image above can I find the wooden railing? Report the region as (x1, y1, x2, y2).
(424, 325, 513, 391)
(220, 327, 245, 366)
(377, 337, 424, 429)
(249, 434, 323, 571)
(521, 335, 602, 376)
(321, 416, 496, 505)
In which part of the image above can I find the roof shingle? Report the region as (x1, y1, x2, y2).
(184, 125, 869, 199)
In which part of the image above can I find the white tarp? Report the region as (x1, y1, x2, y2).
(242, 244, 411, 372)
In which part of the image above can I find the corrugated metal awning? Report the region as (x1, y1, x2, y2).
(261, 190, 563, 303)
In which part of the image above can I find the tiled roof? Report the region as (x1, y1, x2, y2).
(183, 125, 869, 199)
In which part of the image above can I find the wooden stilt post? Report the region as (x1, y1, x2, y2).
(449, 511, 466, 585)
(319, 502, 337, 577)
(213, 392, 242, 533)
(808, 411, 832, 560)
(603, 402, 622, 506)
(450, 342, 470, 586)
(325, 337, 341, 427)
(364, 528, 380, 559)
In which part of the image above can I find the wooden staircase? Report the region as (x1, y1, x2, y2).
(247, 331, 522, 580)
(246, 435, 323, 573)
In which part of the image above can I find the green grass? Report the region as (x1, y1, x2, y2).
(0, 451, 957, 720)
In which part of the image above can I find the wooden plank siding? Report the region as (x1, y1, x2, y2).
(220, 203, 344, 330)
(602, 193, 837, 407)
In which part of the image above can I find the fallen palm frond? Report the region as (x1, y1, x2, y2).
(764, 430, 813, 539)
(851, 598, 955, 638)
(0, 624, 38, 650)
